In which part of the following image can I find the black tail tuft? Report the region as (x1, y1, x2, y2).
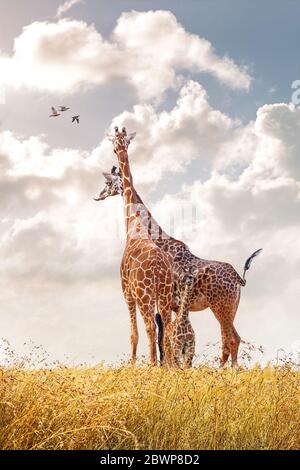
(155, 313, 164, 364)
(242, 248, 263, 284)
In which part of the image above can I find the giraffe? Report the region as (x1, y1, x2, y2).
(95, 165, 262, 368)
(105, 127, 173, 366)
(160, 274, 196, 369)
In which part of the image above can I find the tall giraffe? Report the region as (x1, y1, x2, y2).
(95, 166, 262, 367)
(105, 127, 173, 366)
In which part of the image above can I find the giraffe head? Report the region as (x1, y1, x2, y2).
(181, 274, 195, 286)
(107, 126, 136, 154)
(94, 166, 122, 201)
(180, 267, 199, 287)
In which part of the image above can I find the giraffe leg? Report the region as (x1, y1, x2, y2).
(157, 286, 172, 366)
(163, 329, 172, 368)
(220, 324, 231, 367)
(138, 302, 157, 366)
(125, 297, 138, 365)
(172, 354, 180, 368)
(172, 342, 182, 368)
(145, 316, 157, 366)
(230, 326, 241, 368)
(211, 304, 235, 368)
(184, 342, 195, 369)
(158, 304, 172, 366)
(229, 295, 241, 368)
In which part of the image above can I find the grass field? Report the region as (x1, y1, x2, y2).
(0, 362, 299, 450)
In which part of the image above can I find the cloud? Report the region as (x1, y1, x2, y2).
(56, 0, 83, 19)
(0, 10, 251, 100)
(92, 80, 238, 187)
(113, 10, 251, 98)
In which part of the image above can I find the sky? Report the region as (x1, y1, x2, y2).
(0, 0, 299, 366)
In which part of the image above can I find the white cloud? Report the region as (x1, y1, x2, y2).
(0, 10, 251, 100)
(56, 0, 83, 19)
(91, 80, 238, 187)
(113, 10, 251, 98)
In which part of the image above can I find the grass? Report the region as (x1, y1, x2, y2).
(0, 362, 299, 450)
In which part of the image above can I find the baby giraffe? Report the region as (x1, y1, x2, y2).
(160, 275, 196, 369)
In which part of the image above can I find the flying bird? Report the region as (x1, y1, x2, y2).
(72, 115, 80, 124)
(49, 107, 61, 117)
(58, 106, 70, 112)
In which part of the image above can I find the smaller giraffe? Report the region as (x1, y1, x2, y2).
(158, 275, 196, 369)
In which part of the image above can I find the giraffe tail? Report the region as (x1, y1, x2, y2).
(155, 313, 164, 364)
(241, 248, 263, 286)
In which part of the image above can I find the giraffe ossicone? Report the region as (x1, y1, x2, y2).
(106, 126, 136, 154)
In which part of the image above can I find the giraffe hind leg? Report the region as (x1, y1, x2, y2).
(211, 302, 240, 368)
(138, 301, 157, 366)
(230, 326, 241, 368)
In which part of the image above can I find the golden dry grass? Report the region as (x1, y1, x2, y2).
(0, 364, 299, 450)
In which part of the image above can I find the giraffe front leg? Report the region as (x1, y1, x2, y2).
(163, 333, 172, 368)
(127, 299, 138, 366)
(172, 344, 182, 369)
(183, 341, 195, 369)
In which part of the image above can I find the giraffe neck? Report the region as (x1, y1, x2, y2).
(130, 188, 169, 240)
(115, 149, 146, 238)
(177, 284, 191, 323)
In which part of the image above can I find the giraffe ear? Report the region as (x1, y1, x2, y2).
(102, 172, 113, 181)
(106, 133, 114, 142)
(127, 132, 136, 142)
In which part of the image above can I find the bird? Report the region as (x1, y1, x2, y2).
(58, 106, 70, 112)
(72, 115, 80, 124)
(49, 107, 61, 117)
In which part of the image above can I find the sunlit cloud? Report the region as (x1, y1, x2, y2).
(0, 10, 251, 100)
